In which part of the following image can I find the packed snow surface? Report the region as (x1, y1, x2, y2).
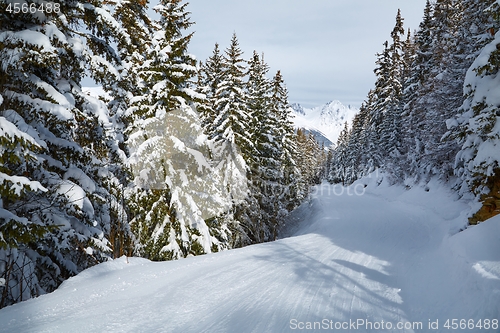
(1, 178, 499, 332)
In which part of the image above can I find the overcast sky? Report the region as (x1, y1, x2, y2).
(186, 0, 427, 108)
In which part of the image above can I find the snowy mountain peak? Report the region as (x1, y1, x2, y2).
(290, 103, 305, 115)
(319, 100, 357, 123)
(291, 100, 359, 145)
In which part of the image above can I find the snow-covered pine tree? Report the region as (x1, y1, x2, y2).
(217, 33, 254, 161)
(448, 0, 500, 224)
(246, 51, 286, 241)
(0, 95, 51, 308)
(202, 34, 254, 247)
(197, 43, 225, 139)
(197, 40, 250, 247)
(341, 102, 369, 184)
(270, 70, 304, 210)
(296, 129, 324, 187)
(401, 28, 415, 102)
(126, 0, 230, 260)
(402, 0, 435, 181)
(0, 0, 132, 306)
(363, 42, 392, 174)
(419, 0, 465, 180)
(329, 122, 351, 185)
(121, 0, 179, 261)
(344, 10, 406, 184)
(83, 0, 153, 260)
(381, 9, 406, 182)
(245, 52, 270, 241)
(403, 0, 467, 182)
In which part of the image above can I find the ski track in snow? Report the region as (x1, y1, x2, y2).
(0, 181, 499, 332)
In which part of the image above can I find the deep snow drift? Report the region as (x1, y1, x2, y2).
(0, 178, 499, 333)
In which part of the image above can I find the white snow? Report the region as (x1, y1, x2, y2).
(0, 116, 42, 148)
(57, 180, 94, 216)
(0, 173, 47, 197)
(0, 30, 54, 50)
(64, 167, 96, 193)
(0, 179, 498, 333)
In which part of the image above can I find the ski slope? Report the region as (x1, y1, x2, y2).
(1, 178, 499, 332)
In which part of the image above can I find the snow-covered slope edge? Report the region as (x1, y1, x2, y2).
(291, 100, 359, 145)
(0, 180, 498, 333)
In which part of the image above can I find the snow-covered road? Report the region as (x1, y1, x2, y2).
(1, 180, 499, 332)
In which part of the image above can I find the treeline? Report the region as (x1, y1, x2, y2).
(0, 0, 325, 307)
(329, 0, 500, 224)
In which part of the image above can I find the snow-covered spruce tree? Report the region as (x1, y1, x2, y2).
(82, 0, 154, 260)
(351, 91, 377, 179)
(296, 129, 324, 187)
(197, 43, 225, 139)
(363, 42, 392, 174)
(329, 122, 351, 185)
(202, 34, 254, 247)
(245, 52, 270, 242)
(418, 0, 466, 180)
(216, 34, 254, 163)
(126, 0, 230, 260)
(246, 51, 287, 241)
(0, 95, 52, 308)
(0, 0, 134, 306)
(402, 0, 468, 182)
(344, 102, 369, 184)
(197, 41, 249, 247)
(331, 102, 370, 186)
(361, 10, 406, 183)
(447, 0, 500, 224)
(380, 9, 406, 182)
(338, 12, 406, 185)
(402, 0, 435, 181)
(270, 70, 304, 210)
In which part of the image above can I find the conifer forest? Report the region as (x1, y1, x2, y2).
(0, 0, 499, 319)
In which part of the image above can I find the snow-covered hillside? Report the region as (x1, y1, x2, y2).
(291, 101, 359, 146)
(1, 177, 498, 333)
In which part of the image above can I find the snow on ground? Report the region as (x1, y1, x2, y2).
(0, 178, 499, 332)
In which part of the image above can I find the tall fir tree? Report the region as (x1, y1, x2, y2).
(126, 0, 230, 260)
(342, 103, 369, 184)
(245, 52, 274, 241)
(382, 9, 406, 182)
(197, 43, 225, 139)
(203, 34, 254, 247)
(404, 0, 466, 181)
(402, 0, 434, 181)
(329, 122, 351, 185)
(296, 129, 324, 187)
(0, 0, 135, 307)
(270, 70, 304, 210)
(448, 0, 499, 224)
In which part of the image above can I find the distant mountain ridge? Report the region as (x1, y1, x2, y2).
(290, 100, 359, 146)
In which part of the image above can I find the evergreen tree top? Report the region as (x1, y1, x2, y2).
(391, 9, 405, 41)
(224, 33, 246, 75)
